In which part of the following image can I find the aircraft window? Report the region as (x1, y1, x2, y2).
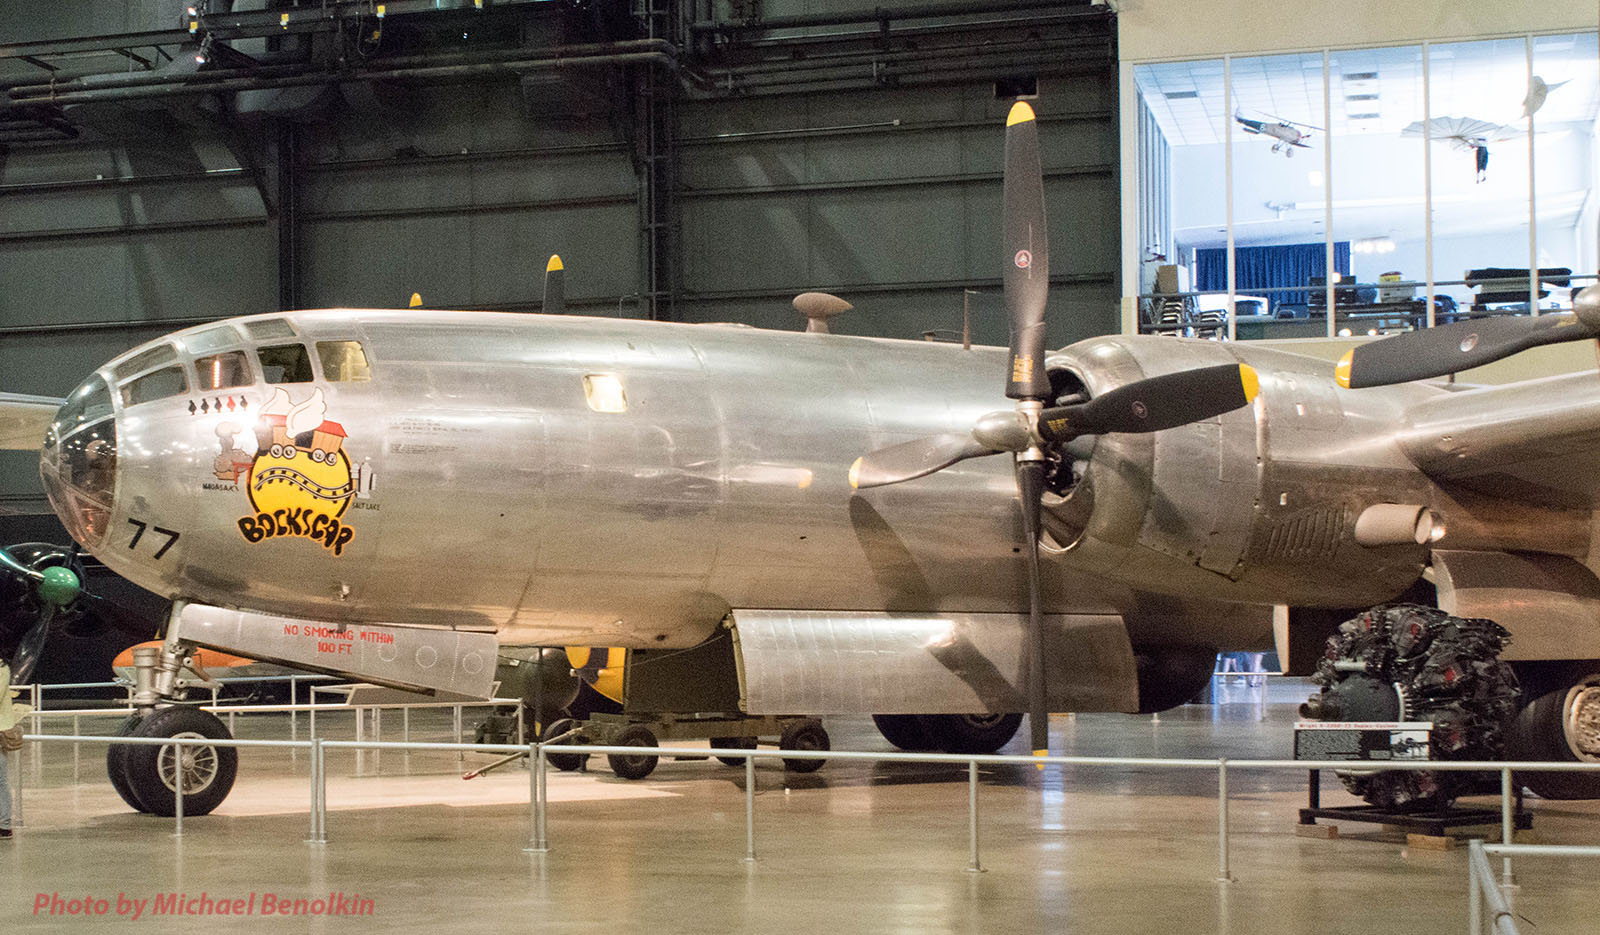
(583, 374, 627, 413)
(258, 344, 314, 384)
(111, 343, 177, 381)
(53, 375, 114, 432)
(317, 341, 372, 382)
(194, 351, 253, 391)
(119, 366, 188, 407)
(244, 318, 296, 340)
(182, 325, 243, 355)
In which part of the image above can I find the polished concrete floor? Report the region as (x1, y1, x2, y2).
(4, 678, 1599, 933)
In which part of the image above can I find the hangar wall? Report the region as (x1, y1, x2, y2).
(0, 0, 1118, 518)
(0, 1, 1119, 401)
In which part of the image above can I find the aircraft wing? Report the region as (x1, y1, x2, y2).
(0, 393, 62, 451)
(1397, 370, 1600, 508)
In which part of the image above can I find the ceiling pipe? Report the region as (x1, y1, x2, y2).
(690, 0, 1101, 33)
(4, 50, 676, 110)
(5, 38, 676, 97)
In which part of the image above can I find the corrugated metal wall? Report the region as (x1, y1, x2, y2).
(0, 1, 1118, 397)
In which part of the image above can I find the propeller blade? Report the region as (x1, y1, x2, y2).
(1338, 314, 1595, 389)
(1036, 363, 1260, 443)
(849, 434, 999, 490)
(1016, 459, 1049, 762)
(1003, 101, 1051, 401)
(543, 254, 565, 315)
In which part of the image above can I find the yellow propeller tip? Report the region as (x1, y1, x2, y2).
(1334, 350, 1354, 389)
(1238, 363, 1260, 403)
(1006, 101, 1036, 127)
(408, 292, 423, 308)
(546, 254, 564, 272)
(848, 457, 863, 489)
(1033, 749, 1047, 769)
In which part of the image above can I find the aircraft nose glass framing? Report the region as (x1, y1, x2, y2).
(39, 374, 118, 548)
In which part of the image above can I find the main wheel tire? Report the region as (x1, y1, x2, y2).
(780, 719, 829, 773)
(1507, 673, 1600, 799)
(1303, 604, 1519, 810)
(543, 717, 589, 772)
(872, 714, 935, 751)
(710, 735, 758, 766)
(106, 715, 149, 813)
(606, 725, 659, 780)
(122, 706, 239, 818)
(916, 713, 1024, 754)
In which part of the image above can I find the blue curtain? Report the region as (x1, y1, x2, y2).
(1194, 242, 1350, 312)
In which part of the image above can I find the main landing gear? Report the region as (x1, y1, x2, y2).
(871, 713, 1024, 754)
(109, 643, 238, 816)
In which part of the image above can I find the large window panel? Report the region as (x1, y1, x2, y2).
(1426, 38, 1535, 317)
(1324, 45, 1426, 335)
(1533, 32, 1600, 306)
(1224, 52, 1329, 335)
(1135, 59, 1227, 335)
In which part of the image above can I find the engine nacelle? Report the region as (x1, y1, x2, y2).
(1043, 337, 1434, 610)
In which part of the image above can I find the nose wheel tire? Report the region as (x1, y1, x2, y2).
(116, 706, 238, 817)
(106, 715, 150, 813)
(607, 725, 660, 780)
(779, 719, 829, 773)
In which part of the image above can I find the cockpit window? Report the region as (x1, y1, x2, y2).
(195, 351, 253, 391)
(53, 377, 114, 433)
(181, 325, 243, 355)
(111, 343, 177, 381)
(119, 366, 188, 407)
(244, 318, 296, 340)
(258, 344, 314, 384)
(317, 341, 371, 382)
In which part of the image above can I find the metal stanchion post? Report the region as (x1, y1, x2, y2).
(403, 707, 410, 743)
(454, 705, 463, 762)
(1468, 841, 1482, 935)
(172, 739, 184, 838)
(289, 677, 298, 744)
(966, 760, 982, 873)
(1217, 758, 1233, 883)
(744, 754, 756, 862)
(1500, 767, 1515, 887)
(516, 706, 526, 747)
(308, 738, 327, 844)
(531, 746, 550, 851)
(537, 744, 548, 850)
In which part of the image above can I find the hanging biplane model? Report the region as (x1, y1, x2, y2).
(1233, 108, 1319, 156)
(4, 101, 1600, 818)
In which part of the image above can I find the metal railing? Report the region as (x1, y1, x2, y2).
(1467, 839, 1600, 935)
(9, 728, 1600, 885)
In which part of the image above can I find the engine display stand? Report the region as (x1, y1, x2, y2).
(1297, 769, 1533, 839)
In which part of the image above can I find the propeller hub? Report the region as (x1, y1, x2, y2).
(972, 409, 1032, 453)
(38, 565, 81, 607)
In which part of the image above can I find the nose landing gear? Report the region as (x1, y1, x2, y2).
(109, 638, 237, 816)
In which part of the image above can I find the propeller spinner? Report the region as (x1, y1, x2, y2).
(849, 101, 1261, 763)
